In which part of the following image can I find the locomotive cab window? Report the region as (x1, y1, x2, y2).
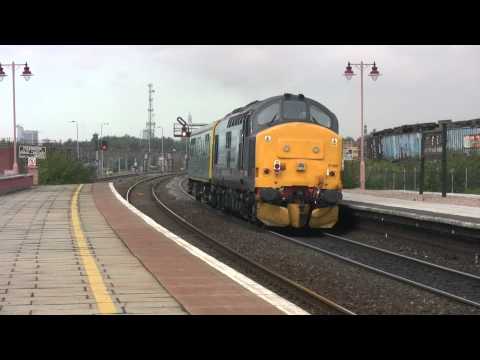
(214, 135, 219, 164)
(310, 105, 331, 128)
(205, 134, 210, 156)
(283, 100, 307, 121)
(256, 102, 280, 125)
(226, 132, 232, 149)
(190, 138, 196, 157)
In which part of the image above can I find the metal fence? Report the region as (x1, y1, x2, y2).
(343, 156, 480, 194)
(343, 119, 480, 194)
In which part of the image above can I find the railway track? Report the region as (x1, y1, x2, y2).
(176, 176, 480, 311)
(271, 231, 480, 309)
(126, 174, 355, 315)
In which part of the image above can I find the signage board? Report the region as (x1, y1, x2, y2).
(27, 157, 37, 168)
(19, 145, 47, 160)
(464, 135, 480, 149)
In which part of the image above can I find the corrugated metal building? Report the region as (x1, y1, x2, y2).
(365, 119, 480, 160)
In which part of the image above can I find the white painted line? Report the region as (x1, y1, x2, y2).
(108, 182, 309, 315)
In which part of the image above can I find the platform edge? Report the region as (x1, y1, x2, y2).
(108, 181, 309, 315)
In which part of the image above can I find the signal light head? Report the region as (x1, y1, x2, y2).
(100, 140, 108, 151)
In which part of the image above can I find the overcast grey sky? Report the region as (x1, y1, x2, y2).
(0, 45, 479, 142)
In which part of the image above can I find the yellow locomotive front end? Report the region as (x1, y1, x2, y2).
(255, 122, 343, 229)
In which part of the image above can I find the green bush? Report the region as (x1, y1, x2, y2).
(38, 151, 95, 185)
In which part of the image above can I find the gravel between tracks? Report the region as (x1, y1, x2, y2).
(283, 233, 480, 305)
(115, 176, 480, 314)
(331, 221, 480, 278)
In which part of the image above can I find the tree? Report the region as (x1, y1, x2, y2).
(38, 151, 95, 185)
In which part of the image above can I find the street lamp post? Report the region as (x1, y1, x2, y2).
(344, 60, 380, 190)
(99, 122, 109, 177)
(69, 121, 79, 160)
(156, 126, 164, 172)
(0, 62, 33, 174)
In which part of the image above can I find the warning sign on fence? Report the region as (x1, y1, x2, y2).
(464, 135, 480, 149)
(27, 157, 37, 168)
(19, 145, 47, 159)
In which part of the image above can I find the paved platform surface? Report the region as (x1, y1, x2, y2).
(342, 189, 480, 229)
(0, 184, 186, 315)
(0, 183, 296, 315)
(93, 182, 288, 315)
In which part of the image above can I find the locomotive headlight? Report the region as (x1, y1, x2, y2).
(296, 162, 306, 172)
(312, 146, 320, 154)
(331, 137, 338, 145)
(273, 160, 281, 173)
(283, 144, 290, 152)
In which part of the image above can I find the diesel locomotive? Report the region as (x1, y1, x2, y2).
(187, 93, 343, 229)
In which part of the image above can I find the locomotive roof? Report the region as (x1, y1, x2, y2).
(191, 93, 338, 137)
(223, 93, 336, 119)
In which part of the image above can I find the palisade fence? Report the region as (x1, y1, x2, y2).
(343, 156, 480, 194)
(342, 118, 480, 194)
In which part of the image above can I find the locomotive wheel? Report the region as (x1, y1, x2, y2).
(194, 183, 201, 201)
(201, 185, 208, 203)
(218, 190, 225, 211)
(209, 189, 217, 208)
(248, 202, 258, 224)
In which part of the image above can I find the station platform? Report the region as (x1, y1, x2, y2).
(0, 182, 304, 315)
(341, 189, 480, 230)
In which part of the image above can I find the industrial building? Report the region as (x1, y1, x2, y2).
(16, 125, 39, 145)
(364, 118, 480, 160)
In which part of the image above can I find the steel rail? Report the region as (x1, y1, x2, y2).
(269, 231, 480, 309)
(178, 176, 480, 310)
(322, 232, 480, 281)
(125, 172, 177, 202)
(151, 177, 355, 315)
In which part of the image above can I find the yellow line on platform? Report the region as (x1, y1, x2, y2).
(71, 184, 117, 314)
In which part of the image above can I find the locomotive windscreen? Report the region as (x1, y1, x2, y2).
(283, 100, 307, 121)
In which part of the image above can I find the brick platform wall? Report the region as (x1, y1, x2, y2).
(0, 147, 14, 174)
(0, 175, 33, 195)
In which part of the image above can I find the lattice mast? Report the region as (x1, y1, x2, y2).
(147, 84, 155, 153)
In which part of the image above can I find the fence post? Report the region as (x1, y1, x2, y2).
(414, 167, 417, 191)
(393, 172, 396, 190)
(451, 168, 454, 193)
(419, 131, 425, 195)
(403, 167, 406, 191)
(439, 120, 450, 198)
(465, 167, 468, 191)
